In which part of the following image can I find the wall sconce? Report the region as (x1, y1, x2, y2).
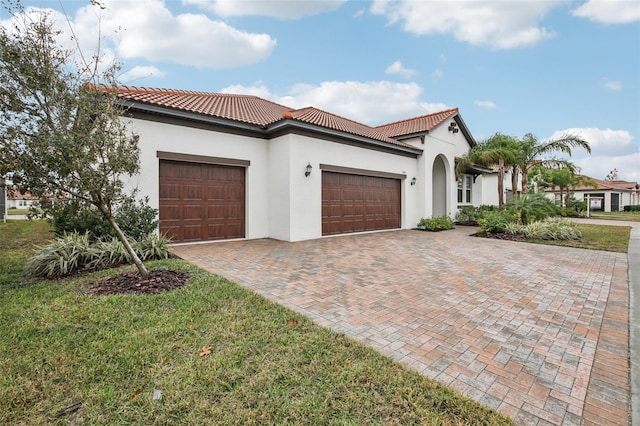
(410, 177, 417, 186)
(305, 163, 312, 177)
(448, 122, 459, 133)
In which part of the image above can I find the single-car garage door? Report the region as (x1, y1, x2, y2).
(159, 160, 245, 243)
(322, 171, 401, 236)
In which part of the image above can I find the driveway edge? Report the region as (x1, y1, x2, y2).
(630, 225, 640, 426)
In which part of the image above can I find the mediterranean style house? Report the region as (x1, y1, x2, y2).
(110, 86, 492, 243)
(543, 177, 640, 212)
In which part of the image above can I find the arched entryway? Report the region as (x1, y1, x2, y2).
(432, 156, 447, 217)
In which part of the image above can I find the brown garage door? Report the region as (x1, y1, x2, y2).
(159, 160, 245, 242)
(322, 171, 401, 236)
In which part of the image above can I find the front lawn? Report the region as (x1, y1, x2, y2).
(0, 221, 511, 425)
(587, 211, 640, 222)
(519, 223, 631, 253)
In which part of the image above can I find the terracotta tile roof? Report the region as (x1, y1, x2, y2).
(571, 177, 639, 191)
(286, 107, 410, 145)
(375, 108, 459, 137)
(105, 85, 290, 126)
(96, 85, 419, 150)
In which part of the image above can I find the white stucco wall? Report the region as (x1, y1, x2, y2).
(421, 124, 473, 218)
(282, 133, 418, 241)
(477, 174, 499, 207)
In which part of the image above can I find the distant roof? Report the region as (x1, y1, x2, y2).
(96, 85, 423, 151)
(572, 177, 639, 191)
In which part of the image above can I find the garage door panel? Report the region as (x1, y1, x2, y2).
(159, 160, 245, 242)
(159, 204, 181, 220)
(160, 183, 181, 200)
(322, 171, 401, 236)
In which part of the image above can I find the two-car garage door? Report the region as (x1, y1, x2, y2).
(159, 160, 245, 243)
(322, 171, 401, 236)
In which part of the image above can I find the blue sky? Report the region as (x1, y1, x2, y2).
(5, 0, 640, 181)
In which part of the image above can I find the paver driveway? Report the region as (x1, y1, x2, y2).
(172, 227, 630, 425)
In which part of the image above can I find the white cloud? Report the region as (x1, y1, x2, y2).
(370, 0, 557, 49)
(431, 69, 443, 78)
(575, 152, 640, 181)
(7, 1, 277, 71)
(385, 60, 416, 78)
(184, 0, 346, 19)
(475, 100, 497, 109)
(572, 0, 640, 24)
(221, 80, 450, 125)
(603, 80, 623, 91)
(548, 127, 635, 155)
(118, 65, 166, 84)
(546, 127, 639, 180)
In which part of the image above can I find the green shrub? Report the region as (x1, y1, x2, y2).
(26, 232, 172, 279)
(417, 216, 455, 231)
(504, 217, 581, 240)
(477, 210, 518, 233)
(562, 198, 587, 217)
(505, 193, 559, 224)
(47, 195, 158, 241)
(47, 200, 112, 240)
(478, 204, 498, 213)
(624, 205, 640, 212)
(116, 196, 160, 241)
(455, 206, 481, 225)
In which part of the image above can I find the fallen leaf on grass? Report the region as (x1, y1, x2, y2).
(287, 317, 298, 325)
(199, 346, 212, 357)
(132, 388, 142, 399)
(345, 359, 352, 366)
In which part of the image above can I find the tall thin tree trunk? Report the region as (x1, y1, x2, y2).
(97, 203, 149, 276)
(498, 157, 505, 208)
(511, 166, 519, 198)
(521, 168, 529, 194)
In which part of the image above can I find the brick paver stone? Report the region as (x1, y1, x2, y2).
(172, 227, 630, 425)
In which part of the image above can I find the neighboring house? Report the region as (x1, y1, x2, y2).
(5, 188, 66, 210)
(6, 189, 41, 209)
(543, 177, 640, 212)
(110, 86, 491, 243)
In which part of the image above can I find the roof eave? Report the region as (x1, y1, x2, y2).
(121, 99, 422, 157)
(452, 115, 477, 147)
(266, 120, 422, 156)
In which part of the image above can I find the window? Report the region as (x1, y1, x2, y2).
(457, 174, 472, 204)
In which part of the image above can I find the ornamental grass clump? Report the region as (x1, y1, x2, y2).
(505, 217, 581, 240)
(26, 232, 172, 279)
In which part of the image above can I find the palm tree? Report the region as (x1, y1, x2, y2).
(516, 133, 591, 194)
(456, 133, 519, 208)
(538, 166, 597, 207)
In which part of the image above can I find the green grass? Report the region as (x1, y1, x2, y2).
(1, 221, 511, 425)
(587, 211, 640, 222)
(0, 220, 52, 287)
(7, 208, 32, 215)
(525, 223, 631, 253)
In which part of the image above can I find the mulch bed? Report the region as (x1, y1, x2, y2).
(83, 269, 189, 296)
(471, 231, 528, 242)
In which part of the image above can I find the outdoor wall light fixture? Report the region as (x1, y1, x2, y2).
(411, 177, 417, 186)
(305, 163, 312, 177)
(448, 122, 459, 133)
